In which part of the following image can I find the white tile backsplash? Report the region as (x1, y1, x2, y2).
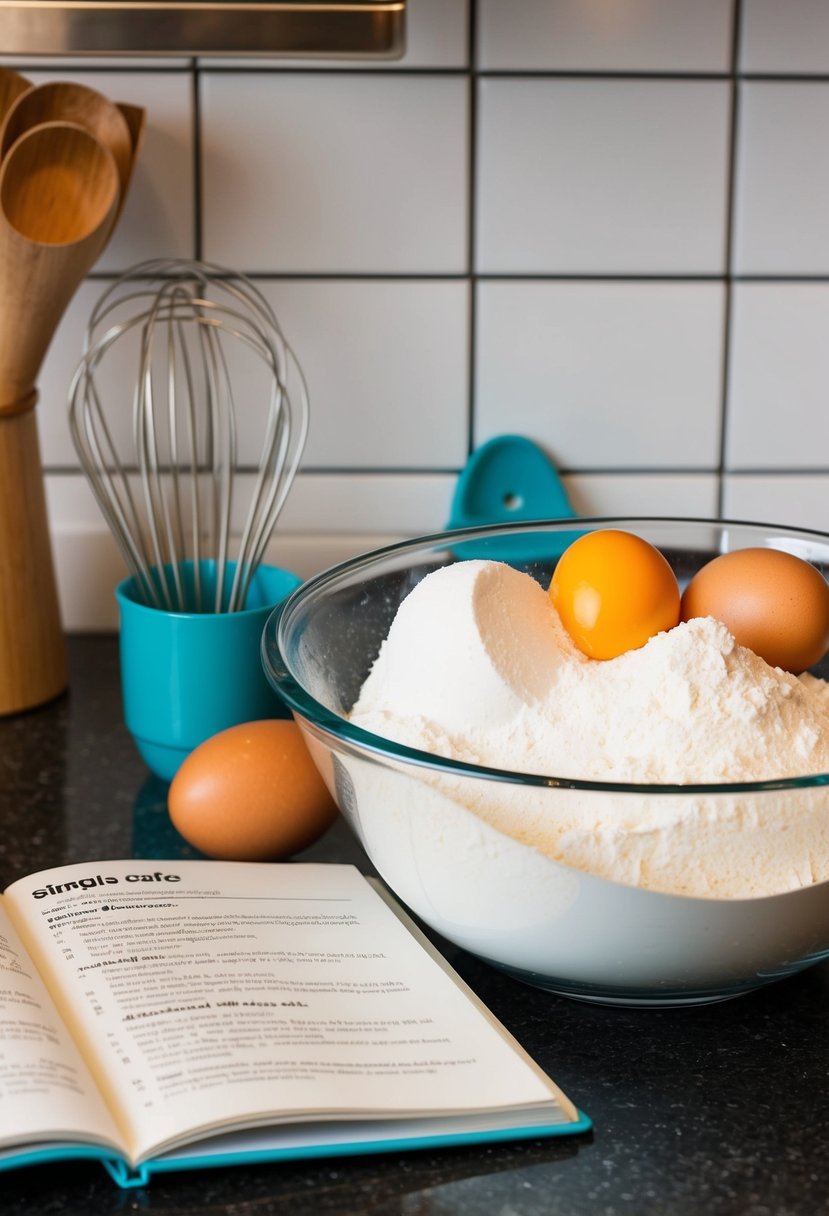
(255, 280, 469, 468)
(279, 472, 455, 533)
(11, 2, 829, 630)
(723, 474, 829, 533)
(476, 78, 730, 274)
(733, 81, 829, 274)
(200, 72, 469, 274)
(38, 280, 105, 467)
(740, 0, 829, 74)
(567, 474, 720, 519)
(477, 0, 734, 73)
(726, 283, 829, 469)
(475, 281, 725, 466)
(47, 467, 456, 539)
(41, 277, 469, 473)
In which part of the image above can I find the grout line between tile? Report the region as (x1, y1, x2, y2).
(49, 466, 829, 478)
(466, 0, 477, 458)
(193, 62, 203, 260)
(82, 272, 829, 285)
(716, 0, 744, 518)
(9, 60, 829, 84)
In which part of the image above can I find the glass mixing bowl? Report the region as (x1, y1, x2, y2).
(262, 518, 829, 1007)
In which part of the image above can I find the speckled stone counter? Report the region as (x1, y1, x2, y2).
(1, 636, 828, 1216)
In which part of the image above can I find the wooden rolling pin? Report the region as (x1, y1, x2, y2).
(0, 392, 67, 713)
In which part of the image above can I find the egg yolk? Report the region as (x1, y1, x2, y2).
(549, 529, 681, 660)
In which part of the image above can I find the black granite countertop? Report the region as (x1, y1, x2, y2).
(1, 636, 828, 1216)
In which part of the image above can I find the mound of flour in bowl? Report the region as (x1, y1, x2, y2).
(349, 560, 829, 896)
(351, 559, 829, 784)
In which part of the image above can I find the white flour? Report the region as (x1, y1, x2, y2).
(350, 560, 829, 896)
(352, 558, 829, 784)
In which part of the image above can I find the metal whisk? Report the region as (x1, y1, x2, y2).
(69, 258, 308, 612)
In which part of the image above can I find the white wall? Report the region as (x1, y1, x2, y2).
(5, 0, 829, 627)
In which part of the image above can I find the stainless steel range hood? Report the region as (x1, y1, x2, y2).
(0, 1, 405, 58)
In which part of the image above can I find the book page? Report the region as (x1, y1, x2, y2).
(5, 861, 572, 1166)
(0, 900, 123, 1156)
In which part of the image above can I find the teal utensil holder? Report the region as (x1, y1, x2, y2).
(117, 560, 301, 782)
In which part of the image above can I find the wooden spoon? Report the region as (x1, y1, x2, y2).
(0, 67, 31, 129)
(0, 80, 132, 197)
(0, 120, 119, 243)
(118, 101, 147, 163)
(0, 121, 120, 402)
(114, 101, 147, 219)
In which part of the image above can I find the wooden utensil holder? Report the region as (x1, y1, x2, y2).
(0, 391, 67, 714)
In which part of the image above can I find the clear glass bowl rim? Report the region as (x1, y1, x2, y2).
(262, 514, 829, 797)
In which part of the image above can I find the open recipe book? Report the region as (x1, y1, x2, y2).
(0, 860, 589, 1187)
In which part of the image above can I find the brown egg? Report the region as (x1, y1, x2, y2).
(680, 547, 829, 672)
(168, 719, 339, 861)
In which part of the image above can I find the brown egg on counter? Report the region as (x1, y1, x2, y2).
(168, 719, 339, 861)
(680, 547, 829, 673)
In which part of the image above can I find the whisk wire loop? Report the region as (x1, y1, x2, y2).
(68, 259, 308, 614)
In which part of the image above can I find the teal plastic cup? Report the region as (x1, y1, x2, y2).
(116, 561, 302, 782)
